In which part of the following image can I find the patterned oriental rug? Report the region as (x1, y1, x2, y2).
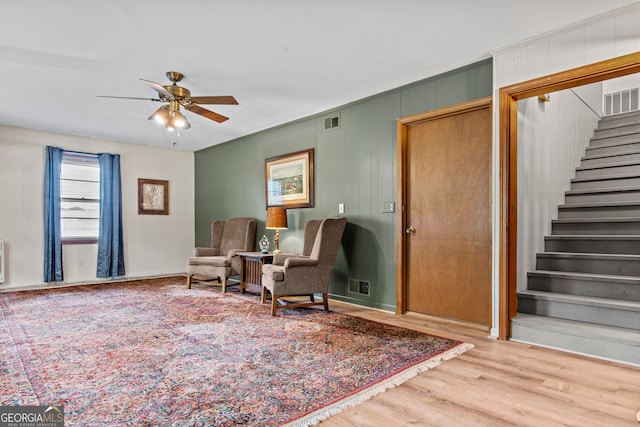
(0, 277, 472, 426)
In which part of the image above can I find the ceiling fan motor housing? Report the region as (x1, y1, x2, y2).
(164, 85, 191, 100)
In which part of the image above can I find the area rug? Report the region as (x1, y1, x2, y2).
(0, 277, 472, 426)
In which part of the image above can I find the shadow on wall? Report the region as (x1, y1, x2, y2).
(331, 221, 381, 301)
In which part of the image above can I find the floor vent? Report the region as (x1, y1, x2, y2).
(348, 279, 370, 296)
(604, 88, 639, 116)
(323, 113, 340, 131)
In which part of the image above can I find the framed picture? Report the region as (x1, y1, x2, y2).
(265, 148, 314, 209)
(138, 178, 169, 215)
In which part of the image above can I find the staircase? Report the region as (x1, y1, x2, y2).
(511, 110, 640, 366)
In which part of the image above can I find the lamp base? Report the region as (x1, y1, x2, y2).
(273, 249, 282, 254)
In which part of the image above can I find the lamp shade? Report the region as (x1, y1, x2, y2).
(266, 207, 288, 229)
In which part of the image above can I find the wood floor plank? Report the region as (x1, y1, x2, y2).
(319, 301, 640, 426)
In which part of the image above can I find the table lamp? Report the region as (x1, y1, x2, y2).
(266, 207, 288, 253)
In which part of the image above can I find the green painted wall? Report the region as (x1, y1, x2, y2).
(194, 59, 492, 311)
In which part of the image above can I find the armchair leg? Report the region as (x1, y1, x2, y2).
(309, 294, 315, 302)
(261, 287, 267, 304)
(186, 274, 193, 289)
(221, 276, 227, 293)
(271, 295, 278, 316)
(323, 293, 329, 311)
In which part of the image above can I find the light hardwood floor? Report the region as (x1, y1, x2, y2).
(320, 301, 640, 426)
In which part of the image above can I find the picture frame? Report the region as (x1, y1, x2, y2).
(265, 148, 314, 209)
(138, 178, 169, 215)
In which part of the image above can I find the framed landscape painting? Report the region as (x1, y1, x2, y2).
(265, 148, 314, 209)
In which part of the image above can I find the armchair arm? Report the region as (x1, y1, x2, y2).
(284, 257, 318, 268)
(194, 247, 220, 256)
(226, 248, 246, 258)
(273, 253, 306, 266)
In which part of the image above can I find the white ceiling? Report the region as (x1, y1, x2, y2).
(1, 1, 639, 152)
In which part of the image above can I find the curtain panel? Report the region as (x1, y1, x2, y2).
(97, 153, 125, 278)
(43, 146, 64, 282)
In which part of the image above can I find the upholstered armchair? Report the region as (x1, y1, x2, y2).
(187, 217, 257, 292)
(261, 217, 347, 315)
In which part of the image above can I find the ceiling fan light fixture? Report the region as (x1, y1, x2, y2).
(150, 105, 170, 125)
(173, 111, 187, 129)
(166, 117, 175, 132)
(104, 71, 237, 132)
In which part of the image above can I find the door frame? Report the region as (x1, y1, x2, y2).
(396, 96, 492, 315)
(498, 51, 640, 339)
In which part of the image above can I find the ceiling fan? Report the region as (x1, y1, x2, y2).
(98, 71, 238, 131)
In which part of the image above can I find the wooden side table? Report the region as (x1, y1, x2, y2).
(237, 252, 274, 294)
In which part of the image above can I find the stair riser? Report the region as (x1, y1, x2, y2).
(594, 123, 640, 138)
(590, 134, 640, 148)
(536, 255, 640, 276)
(527, 274, 640, 301)
(510, 322, 640, 365)
(545, 238, 640, 255)
(558, 205, 640, 219)
(517, 296, 639, 328)
(571, 176, 640, 190)
(575, 163, 640, 179)
(564, 190, 640, 204)
(599, 113, 640, 127)
(586, 142, 640, 156)
(551, 220, 640, 234)
(581, 152, 640, 167)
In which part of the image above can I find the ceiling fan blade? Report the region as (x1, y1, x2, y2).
(140, 78, 173, 99)
(184, 104, 229, 123)
(97, 95, 162, 101)
(189, 96, 238, 105)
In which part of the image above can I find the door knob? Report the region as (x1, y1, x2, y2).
(405, 226, 416, 234)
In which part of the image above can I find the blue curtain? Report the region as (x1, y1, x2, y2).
(43, 146, 64, 282)
(97, 153, 125, 278)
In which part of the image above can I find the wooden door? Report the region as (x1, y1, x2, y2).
(399, 98, 492, 326)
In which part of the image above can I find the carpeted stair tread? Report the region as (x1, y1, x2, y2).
(576, 159, 640, 171)
(538, 251, 640, 260)
(564, 187, 640, 196)
(571, 172, 640, 183)
(518, 290, 640, 311)
(512, 313, 640, 345)
(582, 148, 640, 160)
(591, 129, 640, 141)
(582, 149, 640, 161)
(558, 201, 640, 209)
(552, 217, 640, 223)
(529, 269, 640, 283)
(545, 234, 640, 240)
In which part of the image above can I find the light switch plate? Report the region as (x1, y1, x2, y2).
(382, 202, 395, 213)
(338, 203, 345, 214)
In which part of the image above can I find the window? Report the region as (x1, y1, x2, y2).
(60, 152, 100, 243)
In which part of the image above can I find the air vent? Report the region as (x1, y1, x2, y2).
(323, 113, 341, 131)
(604, 88, 639, 116)
(348, 279, 370, 296)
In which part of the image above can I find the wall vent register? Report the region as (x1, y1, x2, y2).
(324, 113, 341, 130)
(349, 279, 370, 296)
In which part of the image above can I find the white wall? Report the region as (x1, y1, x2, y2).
(491, 3, 640, 337)
(604, 73, 640, 94)
(516, 85, 601, 291)
(0, 125, 194, 291)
